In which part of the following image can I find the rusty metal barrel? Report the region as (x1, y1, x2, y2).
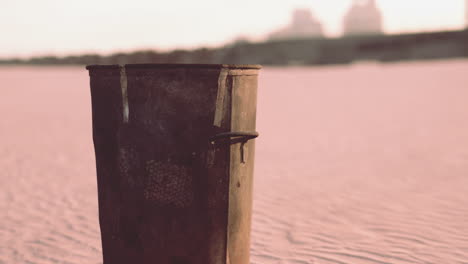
(86, 64, 261, 264)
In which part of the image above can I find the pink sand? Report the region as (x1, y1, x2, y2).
(1, 60, 468, 264)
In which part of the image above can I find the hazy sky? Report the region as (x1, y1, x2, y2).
(1, 0, 466, 58)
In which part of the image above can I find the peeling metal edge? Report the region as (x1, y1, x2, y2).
(213, 68, 229, 127)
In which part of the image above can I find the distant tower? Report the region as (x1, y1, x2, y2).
(269, 8, 324, 40)
(466, 0, 468, 28)
(343, 0, 383, 36)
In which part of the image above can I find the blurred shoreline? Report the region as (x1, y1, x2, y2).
(1, 29, 468, 67)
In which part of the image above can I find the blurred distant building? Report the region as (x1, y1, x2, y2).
(269, 9, 324, 40)
(466, 0, 468, 28)
(343, 0, 383, 36)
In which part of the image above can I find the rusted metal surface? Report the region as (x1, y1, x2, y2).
(87, 64, 260, 264)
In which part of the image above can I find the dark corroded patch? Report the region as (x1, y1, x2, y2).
(144, 161, 193, 208)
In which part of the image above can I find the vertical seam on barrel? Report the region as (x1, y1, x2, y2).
(214, 68, 229, 127)
(120, 65, 129, 123)
(226, 74, 235, 264)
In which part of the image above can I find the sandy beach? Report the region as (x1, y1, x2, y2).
(1, 60, 468, 264)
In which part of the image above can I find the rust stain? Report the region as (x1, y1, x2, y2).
(119, 65, 129, 123)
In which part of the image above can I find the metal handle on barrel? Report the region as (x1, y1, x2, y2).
(210, 131, 259, 163)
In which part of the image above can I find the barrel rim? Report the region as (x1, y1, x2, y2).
(86, 64, 262, 70)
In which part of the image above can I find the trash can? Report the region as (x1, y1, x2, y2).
(86, 64, 261, 264)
